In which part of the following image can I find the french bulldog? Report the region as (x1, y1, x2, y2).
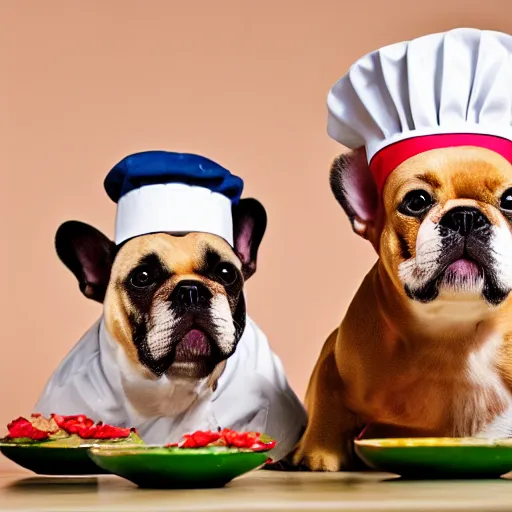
(293, 146, 512, 471)
(36, 198, 306, 460)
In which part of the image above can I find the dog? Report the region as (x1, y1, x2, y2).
(292, 146, 512, 471)
(36, 197, 306, 461)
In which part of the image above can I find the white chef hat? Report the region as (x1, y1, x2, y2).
(104, 151, 244, 246)
(327, 28, 512, 191)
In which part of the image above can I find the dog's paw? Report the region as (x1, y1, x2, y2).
(291, 443, 345, 472)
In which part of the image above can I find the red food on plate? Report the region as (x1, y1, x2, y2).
(50, 414, 131, 439)
(166, 428, 276, 451)
(5, 413, 133, 441)
(7, 417, 52, 441)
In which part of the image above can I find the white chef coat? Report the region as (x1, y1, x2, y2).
(35, 316, 306, 461)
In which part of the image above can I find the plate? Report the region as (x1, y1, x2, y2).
(355, 437, 512, 479)
(0, 432, 143, 476)
(0, 442, 110, 475)
(88, 445, 271, 488)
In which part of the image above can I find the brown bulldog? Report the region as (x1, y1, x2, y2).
(294, 145, 512, 471)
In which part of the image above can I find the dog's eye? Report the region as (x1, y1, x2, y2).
(214, 263, 238, 286)
(398, 190, 434, 216)
(130, 268, 156, 288)
(500, 188, 512, 211)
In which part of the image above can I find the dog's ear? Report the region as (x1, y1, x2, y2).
(55, 221, 116, 303)
(232, 198, 267, 280)
(329, 148, 380, 249)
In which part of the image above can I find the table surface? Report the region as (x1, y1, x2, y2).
(1, 470, 512, 512)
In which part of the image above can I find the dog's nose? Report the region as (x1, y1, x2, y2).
(439, 206, 490, 236)
(171, 280, 212, 308)
(178, 285, 199, 306)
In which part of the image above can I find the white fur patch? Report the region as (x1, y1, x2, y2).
(146, 302, 177, 360)
(488, 222, 512, 291)
(399, 219, 443, 291)
(459, 332, 512, 438)
(478, 407, 512, 438)
(210, 294, 236, 355)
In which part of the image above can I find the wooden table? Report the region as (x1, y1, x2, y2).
(1, 470, 512, 511)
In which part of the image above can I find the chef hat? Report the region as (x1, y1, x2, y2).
(104, 151, 244, 246)
(327, 28, 512, 191)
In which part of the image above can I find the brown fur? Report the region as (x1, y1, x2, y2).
(294, 147, 512, 471)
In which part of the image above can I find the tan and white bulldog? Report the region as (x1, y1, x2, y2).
(36, 198, 306, 461)
(293, 145, 512, 471)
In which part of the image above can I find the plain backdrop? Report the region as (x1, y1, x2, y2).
(2, 0, 512, 471)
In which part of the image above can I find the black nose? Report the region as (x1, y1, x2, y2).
(439, 206, 490, 236)
(171, 280, 212, 308)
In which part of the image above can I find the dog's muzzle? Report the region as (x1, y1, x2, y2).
(402, 205, 510, 304)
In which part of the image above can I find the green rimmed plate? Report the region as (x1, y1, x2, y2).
(0, 442, 110, 475)
(0, 433, 143, 475)
(355, 437, 512, 479)
(88, 445, 271, 488)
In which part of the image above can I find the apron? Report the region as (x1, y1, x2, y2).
(35, 316, 306, 461)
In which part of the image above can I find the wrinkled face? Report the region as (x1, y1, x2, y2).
(104, 233, 246, 379)
(380, 147, 512, 305)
